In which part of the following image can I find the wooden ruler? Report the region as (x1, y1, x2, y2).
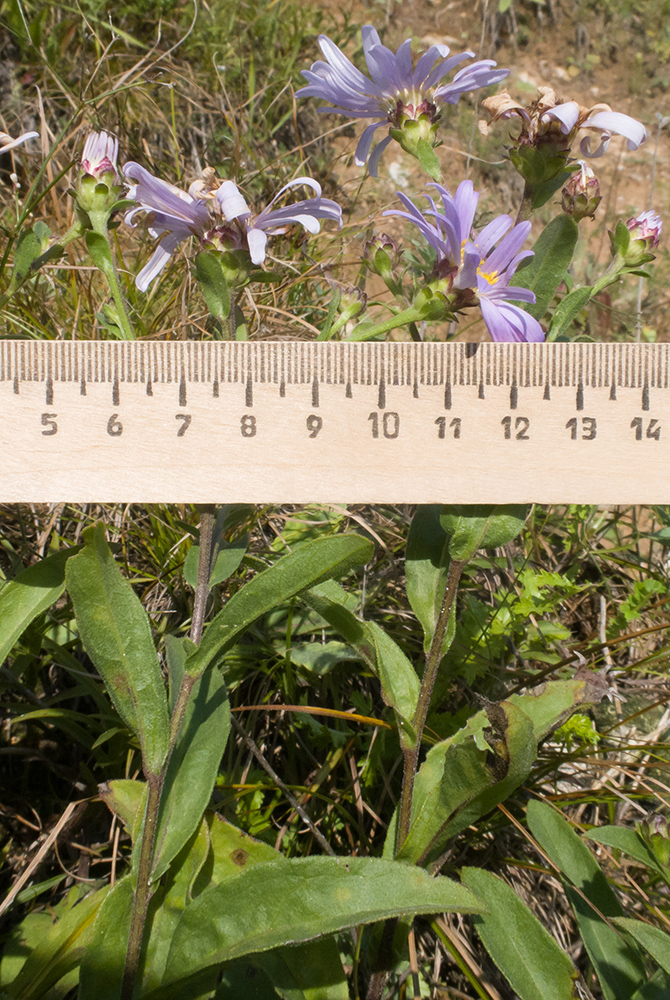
(1, 340, 669, 503)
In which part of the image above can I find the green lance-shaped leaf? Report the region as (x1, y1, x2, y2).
(390, 699, 536, 866)
(414, 138, 442, 181)
(461, 867, 580, 1000)
(99, 778, 146, 837)
(513, 215, 579, 320)
(406, 505, 454, 654)
(631, 968, 670, 1000)
(527, 800, 647, 1000)
(194, 251, 231, 322)
(6, 227, 41, 295)
(0, 546, 79, 671)
(84, 229, 115, 274)
(549, 285, 594, 339)
(186, 534, 373, 679)
(440, 504, 528, 561)
(157, 857, 481, 994)
(205, 815, 349, 1000)
(78, 877, 134, 1000)
(3, 884, 110, 1000)
(587, 825, 666, 876)
(613, 918, 670, 976)
(183, 533, 249, 590)
(302, 580, 420, 747)
(139, 821, 214, 996)
(507, 672, 610, 744)
(145, 663, 230, 880)
(65, 524, 170, 775)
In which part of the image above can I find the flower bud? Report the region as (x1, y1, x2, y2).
(610, 210, 663, 268)
(638, 812, 670, 867)
(335, 282, 367, 323)
(74, 131, 123, 230)
(363, 232, 400, 281)
(626, 210, 662, 250)
(562, 162, 601, 221)
(81, 131, 119, 182)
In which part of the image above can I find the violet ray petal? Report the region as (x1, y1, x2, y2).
(0, 130, 39, 154)
(364, 41, 403, 91)
(260, 176, 323, 211)
(318, 35, 376, 93)
(135, 232, 185, 292)
(367, 134, 393, 176)
(453, 180, 479, 240)
(420, 51, 472, 90)
(497, 284, 536, 303)
(472, 215, 513, 258)
(123, 162, 207, 226)
(413, 46, 455, 87)
(395, 38, 414, 82)
(484, 220, 532, 274)
(581, 110, 647, 150)
(479, 295, 544, 342)
(540, 102, 580, 133)
(355, 120, 388, 165)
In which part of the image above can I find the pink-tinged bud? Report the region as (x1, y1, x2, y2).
(81, 131, 119, 181)
(626, 210, 662, 249)
(363, 232, 400, 283)
(562, 162, 601, 221)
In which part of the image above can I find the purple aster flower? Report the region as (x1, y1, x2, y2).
(384, 179, 544, 342)
(123, 164, 342, 291)
(481, 87, 646, 158)
(214, 177, 342, 265)
(0, 129, 39, 154)
(296, 25, 508, 176)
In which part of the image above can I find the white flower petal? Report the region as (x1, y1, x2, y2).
(582, 110, 647, 150)
(0, 130, 39, 155)
(216, 180, 251, 221)
(247, 228, 268, 265)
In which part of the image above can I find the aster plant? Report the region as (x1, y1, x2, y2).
(296, 25, 508, 178)
(2, 16, 670, 1000)
(380, 180, 544, 342)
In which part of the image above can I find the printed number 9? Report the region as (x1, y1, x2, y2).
(306, 415, 323, 438)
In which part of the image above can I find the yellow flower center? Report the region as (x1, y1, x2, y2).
(477, 264, 499, 285)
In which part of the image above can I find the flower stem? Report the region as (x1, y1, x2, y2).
(90, 221, 135, 340)
(350, 304, 426, 340)
(120, 771, 163, 1000)
(119, 506, 217, 1000)
(515, 183, 534, 225)
(396, 558, 465, 853)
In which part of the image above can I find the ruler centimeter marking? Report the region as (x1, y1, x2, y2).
(1, 340, 669, 503)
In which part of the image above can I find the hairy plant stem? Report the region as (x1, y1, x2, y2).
(515, 184, 534, 225)
(365, 560, 466, 1000)
(120, 771, 163, 1000)
(351, 304, 427, 340)
(91, 223, 136, 341)
(119, 506, 216, 1000)
(397, 558, 466, 853)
